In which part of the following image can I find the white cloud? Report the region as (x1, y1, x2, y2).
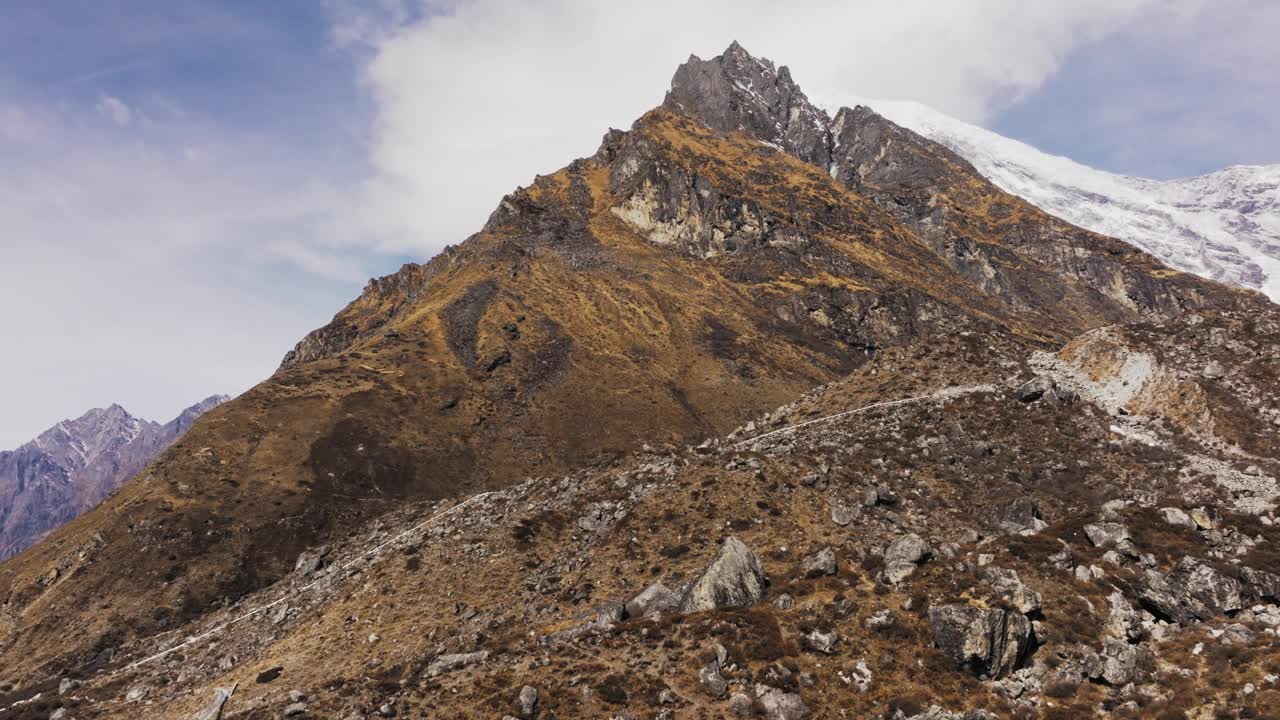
(347, 0, 1164, 257)
(95, 94, 132, 126)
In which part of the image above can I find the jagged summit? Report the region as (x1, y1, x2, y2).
(664, 42, 833, 167)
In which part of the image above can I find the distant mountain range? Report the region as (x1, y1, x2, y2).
(860, 99, 1280, 302)
(0, 396, 227, 559)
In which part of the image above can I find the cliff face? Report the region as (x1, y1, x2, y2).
(0, 396, 228, 560)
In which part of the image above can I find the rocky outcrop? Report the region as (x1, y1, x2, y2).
(1138, 557, 1246, 623)
(679, 536, 768, 613)
(928, 604, 1033, 679)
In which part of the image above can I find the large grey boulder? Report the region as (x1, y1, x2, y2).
(1138, 557, 1245, 623)
(884, 533, 930, 565)
(982, 568, 1042, 615)
(1093, 640, 1142, 685)
(625, 583, 679, 619)
(1083, 523, 1130, 549)
(679, 537, 768, 613)
(928, 604, 1032, 679)
(800, 547, 837, 577)
(753, 684, 809, 720)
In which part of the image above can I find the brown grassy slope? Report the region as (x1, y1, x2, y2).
(0, 109, 1263, 690)
(52, 324, 1280, 720)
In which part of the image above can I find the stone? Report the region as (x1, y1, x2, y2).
(928, 604, 1032, 679)
(699, 662, 728, 698)
(1016, 376, 1056, 403)
(883, 561, 918, 584)
(1160, 507, 1195, 529)
(1139, 557, 1245, 623)
(191, 684, 237, 720)
(1103, 591, 1140, 641)
(58, 678, 79, 695)
(1202, 361, 1225, 379)
(426, 650, 490, 677)
(125, 686, 148, 702)
(884, 533, 930, 566)
(293, 545, 329, 576)
(864, 609, 895, 630)
(50, 710, 66, 720)
(1084, 523, 1130, 548)
(861, 486, 880, 507)
(800, 547, 837, 577)
(982, 568, 1042, 614)
(729, 692, 756, 717)
(803, 628, 839, 655)
(284, 703, 307, 717)
(830, 504, 856, 526)
(1189, 508, 1214, 530)
(625, 583, 679, 619)
(516, 685, 539, 717)
(1091, 640, 1142, 686)
(773, 593, 794, 610)
(679, 537, 768, 613)
(753, 684, 809, 720)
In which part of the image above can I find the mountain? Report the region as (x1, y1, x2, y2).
(0, 43, 1276, 720)
(860, 98, 1280, 302)
(0, 396, 229, 561)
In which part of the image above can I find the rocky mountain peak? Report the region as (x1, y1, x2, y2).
(664, 41, 832, 167)
(0, 395, 227, 560)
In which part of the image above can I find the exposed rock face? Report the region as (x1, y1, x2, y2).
(1139, 557, 1246, 623)
(679, 536, 768, 613)
(664, 41, 831, 169)
(929, 604, 1033, 679)
(0, 395, 228, 559)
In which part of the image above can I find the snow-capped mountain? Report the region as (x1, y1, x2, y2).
(0, 396, 228, 559)
(858, 99, 1280, 302)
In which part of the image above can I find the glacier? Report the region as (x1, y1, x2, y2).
(855, 99, 1280, 303)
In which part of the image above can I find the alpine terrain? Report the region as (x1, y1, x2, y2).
(1, 44, 1278, 720)
(861, 99, 1280, 302)
(0, 396, 228, 561)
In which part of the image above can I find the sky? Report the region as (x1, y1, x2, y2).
(0, 0, 1277, 447)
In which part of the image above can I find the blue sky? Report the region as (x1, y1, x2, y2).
(1, 0, 1276, 446)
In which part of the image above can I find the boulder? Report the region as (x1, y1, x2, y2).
(753, 684, 808, 720)
(1138, 557, 1245, 623)
(982, 568, 1042, 615)
(1015, 376, 1055, 402)
(293, 545, 329, 576)
(928, 604, 1032, 678)
(513, 685, 538, 717)
(1159, 507, 1195, 529)
(1089, 640, 1143, 686)
(699, 662, 728, 698)
(680, 537, 768, 613)
(729, 692, 756, 717)
(885, 533, 930, 566)
(1083, 523, 1130, 549)
(803, 628, 839, 655)
(625, 583, 679, 619)
(801, 547, 837, 577)
(883, 561, 919, 584)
